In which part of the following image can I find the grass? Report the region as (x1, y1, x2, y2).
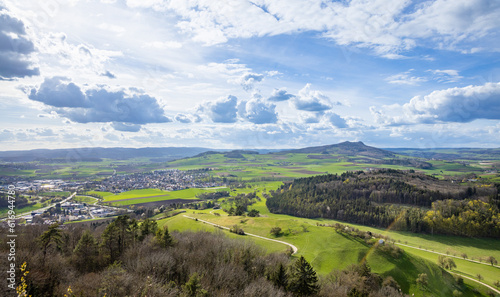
(73, 196, 97, 203)
(38, 191, 71, 197)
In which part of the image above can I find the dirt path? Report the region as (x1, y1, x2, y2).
(183, 215, 298, 254)
(450, 272, 500, 295)
(395, 242, 500, 269)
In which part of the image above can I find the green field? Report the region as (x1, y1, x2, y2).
(73, 196, 97, 203)
(99, 187, 231, 206)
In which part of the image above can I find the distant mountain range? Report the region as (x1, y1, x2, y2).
(0, 141, 497, 162)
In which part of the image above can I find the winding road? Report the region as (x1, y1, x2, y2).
(183, 215, 298, 254)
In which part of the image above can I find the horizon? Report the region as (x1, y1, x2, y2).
(1, 1, 500, 150)
(0, 140, 499, 154)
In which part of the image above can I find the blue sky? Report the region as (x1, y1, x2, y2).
(1, 0, 500, 150)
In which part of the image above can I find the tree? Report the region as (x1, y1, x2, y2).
(156, 226, 174, 248)
(270, 227, 283, 237)
(288, 256, 319, 296)
(486, 256, 498, 266)
(444, 258, 457, 270)
(477, 274, 483, 281)
(493, 280, 500, 288)
(438, 255, 456, 270)
(140, 218, 158, 241)
(38, 223, 63, 261)
(73, 230, 98, 273)
(416, 273, 428, 288)
(461, 253, 468, 260)
(100, 222, 121, 263)
(247, 209, 260, 217)
(269, 263, 288, 290)
(182, 273, 207, 297)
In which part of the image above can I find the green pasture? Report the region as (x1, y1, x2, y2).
(73, 196, 97, 203)
(39, 191, 71, 197)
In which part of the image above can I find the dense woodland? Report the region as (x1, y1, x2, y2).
(1, 216, 408, 297)
(267, 170, 500, 238)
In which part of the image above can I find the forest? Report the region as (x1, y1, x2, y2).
(266, 169, 500, 238)
(0, 215, 409, 297)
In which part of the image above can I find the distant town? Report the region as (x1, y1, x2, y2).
(1, 168, 223, 225)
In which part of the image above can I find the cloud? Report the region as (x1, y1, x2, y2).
(101, 70, 116, 78)
(27, 76, 171, 127)
(293, 84, 336, 112)
(234, 72, 264, 91)
(28, 77, 88, 107)
(268, 88, 295, 102)
(242, 99, 278, 124)
(0, 6, 39, 79)
(143, 41, 183, 49)
(204, 95, 238, 123)
(132, 0, 500, 56)
(111, 122, 142, 132)
(175, 113, 192, 123)
(373, 82, 500, 125)
(427, 69, 463, 83)
(386, 70, 427, 86)
(325, 112, 348, 128)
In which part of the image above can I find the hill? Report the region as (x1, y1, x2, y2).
(266, 169, 500, 238)
(0, 147, 212, 162)
(278, 141, 395, 159)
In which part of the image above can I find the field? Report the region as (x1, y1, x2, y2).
(96, 187, 230, 206)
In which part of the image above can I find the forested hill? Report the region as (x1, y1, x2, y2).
(277, 141, 395, 158)
(266, 169, 500, 238)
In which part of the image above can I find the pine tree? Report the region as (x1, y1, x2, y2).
(73, 230, 98, 273)
(156, 226, 174, 248)
(288, 256, 319, 296)
(38, 223, 62, 261)
(270, 263, 288, 290)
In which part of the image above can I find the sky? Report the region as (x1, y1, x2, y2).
(1, 0, 500, 151)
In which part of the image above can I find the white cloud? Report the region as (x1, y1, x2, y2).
(293, 84, 338, 112)
(427, 69, 463, 83)
(143, 41, 183, 49)
(373, 82, 500, 125)
(386, 70, 427, 86)
(126, 0, 500, 56)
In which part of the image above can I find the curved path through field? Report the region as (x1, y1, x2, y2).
(450, 272, 500, 295)
(395, 242, 500, 269)
(183, 215, 298, 254)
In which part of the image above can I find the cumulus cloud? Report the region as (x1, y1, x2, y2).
(28, 77, 88, 107)
(203, 95, 238, 123)
(242, 99, 278, 124)
(293, 84, 337, 112)
(325, 112, 348, 128)
(27, 76, 171, 127)
(234, 72, 264, 91)
(0, 6, 39, 79)
(268, 88, 295, 102)
(175, 113, 192, 123)
(373, 82, 500, 125)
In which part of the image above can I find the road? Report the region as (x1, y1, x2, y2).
(395, 242, 500, 269)
(183, 215, 298, 254)
(450, 272, 500, 295)
(0, 192, 77, 222)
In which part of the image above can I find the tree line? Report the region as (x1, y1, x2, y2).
(266, 170, 500, 238)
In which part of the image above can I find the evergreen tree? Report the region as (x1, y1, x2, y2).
(100, 222, 121, 263)
(156, 226, 174, 248)
(38, 223, 62, 261)
(288, 256, 319, 296)
(270, 263, 288, 290)
(73, 230, 98, 273)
